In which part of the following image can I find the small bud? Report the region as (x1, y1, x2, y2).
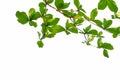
(117, 12, 120, 18)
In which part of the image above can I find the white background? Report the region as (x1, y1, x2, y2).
(0, 0, 120, 80)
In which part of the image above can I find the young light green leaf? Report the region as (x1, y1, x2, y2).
(97, 38, 102, 48)
(101, 43, 114, 50)
(28, 8, 35, 18)
(103, 49, 109, 58)
(107, 0, 118, 13)
(74, 0, 80, 9)
(16, 11, 28, 24)
(98, 0, 107, 10)
(37, 40, 44, 48)
(74, 14, 82, 19)
(51, 25, 65, 33)
(29, 21, 37, 28)
(90, 8, 98, 20)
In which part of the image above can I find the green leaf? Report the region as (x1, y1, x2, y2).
(90, 8, 98, 20)
(29, 21, 37, 28)
(107, 28, 118, 33)
(16, 11, 28, 24)
(65, 30, 71, 35)
(45, 14, 53, 19)
(93, 20, 103, 27)
(83, 25, 91, 33)
(37, 31, 41, 39)
(46, 33, 55, 38)
(37, 41, 44, 48)
(28, 8, 35, 18)
(39, 2, 46, 14)
(69, 27, 78, 33)
(41, 23, 47, 34)
(55, 0, 64, 9)
(62, 10, 74, 17)
(50, 18, 60, 25)
(47, 0, 54, 3)
(88, 29, 98, 35)
(30, 12, 41, 20)
(107, 27, 120, 38)
(107, 0, 118, 13)
(98, 0, 107, 10)
(74, 14, 82, 19)
(97, 38, 102, 48)
(76, 18, 84, 25)
(74, 0, 80, 9)
(103, 19, 112, 29)
(101, 43, 114, 50)
(103, 49, 109, 58)
(51, 25, 65, 33)
(62, 2, 70, 9)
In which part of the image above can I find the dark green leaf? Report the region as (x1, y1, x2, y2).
(41, 24, 47, 34)
(74, 0, 80, 9)
(30, 12, 41, 20)
(37, 41, 44, 48)
(62, 2, 70, 9)
(55, 0, 64, 9)
(88, 29, 98, 35)
(16, 11, 28, 24)
(107, 28, 118, 33)
(29, 21, 37, 27)
(107, 0, 118, 13)
(93, 20, 103, 27)
(103, 19, 112, 29)
(90, 8, 98, 20)
(98, 0, 107, 10)
(69, 27, 78, 33)
(103, 49, 109, 58)
(47, 0, 54, 3)
(101, 43, 114, 50)
(65, 30, 71, 35)
(37, 31, 41, 39)
(39, 2, 46, 14)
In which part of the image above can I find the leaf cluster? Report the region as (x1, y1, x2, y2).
(16, 0, 120, 58)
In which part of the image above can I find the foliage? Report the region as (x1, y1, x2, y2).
(16, 0, 120, 58)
